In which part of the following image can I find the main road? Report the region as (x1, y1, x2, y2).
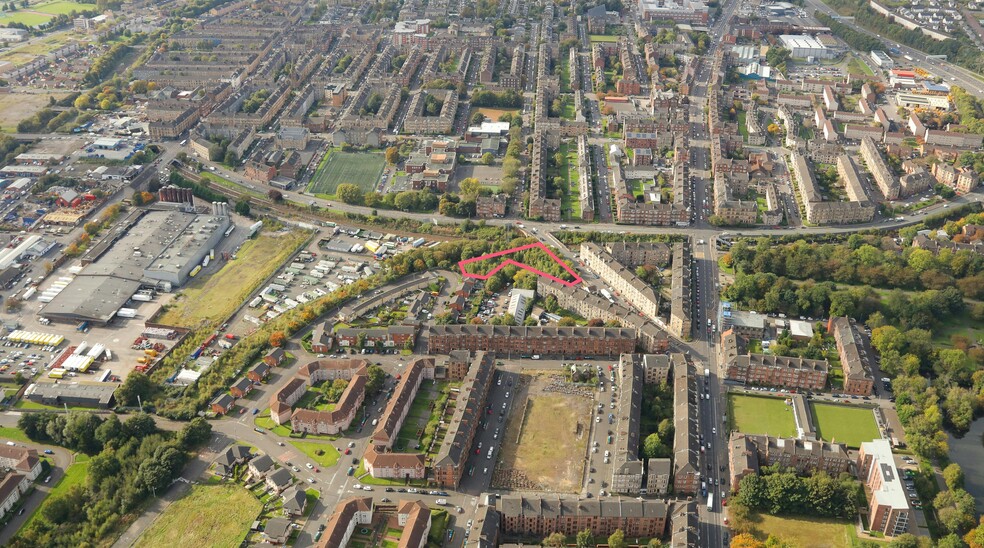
(803, 0, 984, 99)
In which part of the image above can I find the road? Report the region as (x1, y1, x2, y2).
(804, 0, 984, 98)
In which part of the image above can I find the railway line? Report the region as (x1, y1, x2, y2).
(172, 165, 461, 242)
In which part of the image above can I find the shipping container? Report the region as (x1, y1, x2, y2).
(189, 265, 202, 277)
(412, 238, 426, 248)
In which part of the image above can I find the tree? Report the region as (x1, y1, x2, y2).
(543, 532, 566, 546)
(269, 331, 286, 347)
(267, 189, 284, 202)
(607, 529, 626, 548)
(123, 413, 157, 439)
(470, 111, 486, 125)
(642, 432, 667, 458)
(115, 373, 155, 407)
(385, 146, 400, 165)
(336, 183, 364, 205)
(558, 317, 577, 327)
(178, 417, 212, 448)
(481, 152, 495, 165)
(233, 199, 250, 216)
(459, 177, 481, 198)
(365, 365, 386, 395)
(944, 463, 965, 491)
(887, 534, 920, 548)
(575, 529, 593, 548)
(964, 516, 984, 548)
(731, 534, 765, 548)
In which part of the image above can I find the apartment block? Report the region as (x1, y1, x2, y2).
(426, 325, 637, 358)
(828, 316, 874, 396)
(728, 433, 851, 491)
(857, 440, 912, 538)
(726, 352, 828, 391)
(673, 359, 699, 495)
(498, 496, 669, 538)
(860, 136, 899, 200)
(581, 243, 660, 323)
(791, 152, 875, 225)
(669, 242, 692, 339)
(432, 352, 495, 488)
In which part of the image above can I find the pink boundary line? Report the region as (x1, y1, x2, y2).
(458, 242, 583, 287)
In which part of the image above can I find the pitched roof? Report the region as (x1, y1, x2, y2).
(282, 486, 307, 513)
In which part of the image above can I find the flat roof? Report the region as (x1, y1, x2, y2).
(862, 439, 910, 509)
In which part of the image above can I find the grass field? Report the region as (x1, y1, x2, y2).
(0, 426, 29, 443)
(307, 150, 385, 197)
(810, 403, 880, 448)
(291, 441, 340, 468)
(135, 484, 261, 548)
(156, 230, 309, 327)
(746, 512, 867, 547)
(589, 34, 619, 42)
(0, 0, 90, 26)
(498, 376, 592, 492)
(22, 454, 90, 531)
(0, 92, 69, 132)
(728, 394, 798, 438)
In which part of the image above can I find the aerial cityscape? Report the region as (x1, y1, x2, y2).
(0, 0, 982, 546)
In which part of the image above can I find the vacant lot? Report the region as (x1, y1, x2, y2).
(307, 150, 385, 197)
(495, 373, 591, 492)
(747, 512, 858, 547)
(728, 394, 797, 438)
(0, 92, 70, 132)
(811, 403, 880, 448)
(156, 230, 309, 327)
(471, 107, 519, 121)
(135, 483, 261, 548)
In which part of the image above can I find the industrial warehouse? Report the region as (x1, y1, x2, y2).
(39, 206, 230, 325)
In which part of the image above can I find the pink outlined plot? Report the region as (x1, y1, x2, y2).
(457, 242, 583, 287)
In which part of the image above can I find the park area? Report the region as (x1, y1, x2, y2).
(134, 483, 261, 548)
(155, 229, 309, 327)
(307, 149, 385, 198)
(810, 402, 880, 448)
(0, 1, 92, 26)
(494, 373, 592, 493)
(727, 394, 797, 438)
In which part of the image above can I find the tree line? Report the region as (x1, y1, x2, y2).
(730, 466, 864, 521)
(726, 235, 984, 296)
(11, 412, 211, 547)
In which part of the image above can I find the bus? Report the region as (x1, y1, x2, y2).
(707, 493, 714, 511)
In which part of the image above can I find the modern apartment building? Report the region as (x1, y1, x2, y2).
(857, 440, 912, 538)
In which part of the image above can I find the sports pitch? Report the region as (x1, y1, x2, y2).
(307, 150, 384, 197)
(727, 394, 798, 438)
(810, 402, 880, 448)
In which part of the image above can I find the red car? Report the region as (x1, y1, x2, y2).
(344, 448, 351, 455)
